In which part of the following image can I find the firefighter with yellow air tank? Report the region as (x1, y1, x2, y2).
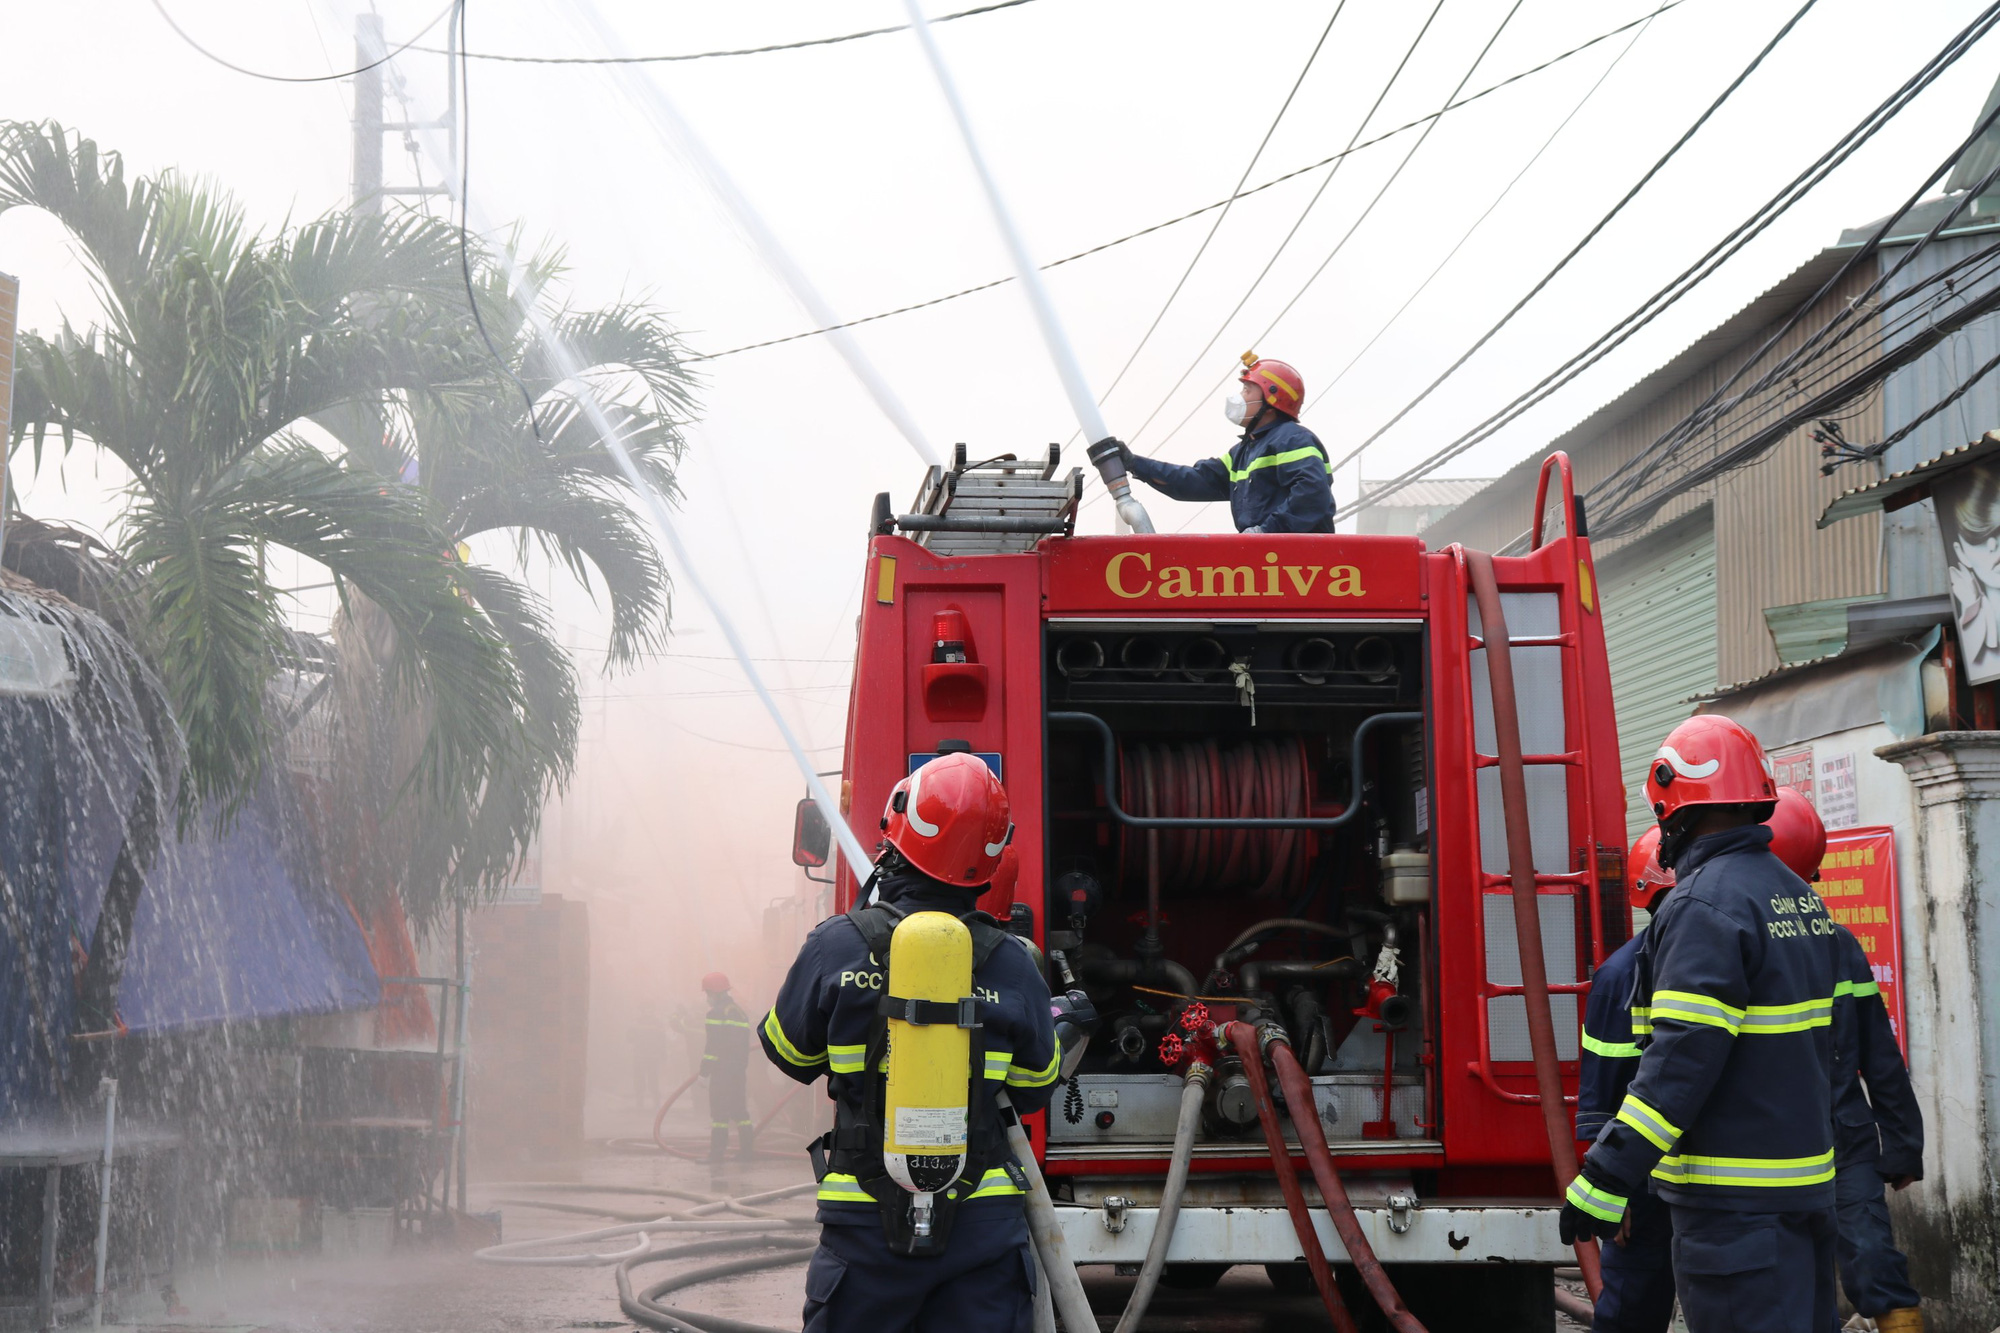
(758, 751, 1063, 1333)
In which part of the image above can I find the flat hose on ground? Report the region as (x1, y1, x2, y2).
(1110, 1065, 1210, 1333)
(998, 1090, 1100, 1332)
(1265, 1039, 1426, 1333)
(1465, 550, 1604, 1300)
(618, 1236, 818, 1333)
(1224, 1023, 1358, 1333)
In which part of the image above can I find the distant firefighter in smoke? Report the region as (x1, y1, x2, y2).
(701, 972, 754, 1162)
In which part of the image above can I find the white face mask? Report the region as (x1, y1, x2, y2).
(1223, 392, 1251, 426)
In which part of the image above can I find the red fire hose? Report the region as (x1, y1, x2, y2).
(651, 1075, 806, 1161)
(1257, 1030, 1428, 1333)
(1466, 551, 1604, 1300)
(1224, 1021, 1359, 1333)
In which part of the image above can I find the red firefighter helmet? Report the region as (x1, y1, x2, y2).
(700, 972, 730, 994)
(1628, 826, 1676, 911)
(881, 752, 1013, 885)
(1766, 787, 1828, 883)
(1239, 351, 1305, 418)
(1642, 715, 1776, 822)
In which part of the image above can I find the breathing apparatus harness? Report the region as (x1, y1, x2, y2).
(809, 874, 1026, 1258)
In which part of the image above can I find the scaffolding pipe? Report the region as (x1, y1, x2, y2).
(90, 1076, 117, 1328)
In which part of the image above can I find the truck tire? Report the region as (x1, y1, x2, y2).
(1157, 1263, 1232, 1290)
(1264, 1262, 1316, 1295)
(1368, 1264, 1556, 1329)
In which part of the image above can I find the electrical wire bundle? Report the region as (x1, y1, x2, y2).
(1580, 109, 2000, 538)
(1345, 0, 2000, 523)
(1119, 737, 1314, 898)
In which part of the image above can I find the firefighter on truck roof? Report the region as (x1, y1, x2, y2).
(1562, 715, 1845, 1333)
(1099, 352, 1334, 533)
(758, 751, 1065, 1333)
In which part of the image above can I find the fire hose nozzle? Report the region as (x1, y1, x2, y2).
(1086, 436, 1156, 534)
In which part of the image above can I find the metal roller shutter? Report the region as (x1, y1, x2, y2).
(1598, 514, 1718, 840)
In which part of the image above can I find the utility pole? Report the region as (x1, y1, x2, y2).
(350, 13, 456, 214)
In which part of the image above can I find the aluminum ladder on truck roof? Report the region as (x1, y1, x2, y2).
(883, 445, 1083, 556)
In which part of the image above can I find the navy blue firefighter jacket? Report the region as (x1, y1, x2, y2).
(758, 870, 1061, 1223)
(1831, 923, 1923, 1180)
(1578, 930, 1646, 1144)
(1576, 824, 1842, 1215)
(1128, 418, 1335, 533)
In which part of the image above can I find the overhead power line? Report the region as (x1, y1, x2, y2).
(682, 0, 1691, 363)
(149, 0, 455, 82)
(1083, 0, 1351, 425)
(1139, 0, 1532, 486)
(1326, 2, 1664, 396)
(1331, 0, 1822, 496)
(1344, 0, 2000, 521)
(1116, 0, 1459, 459)
(416, 0, 1038, 64)
(1583, 117, 2000, 536)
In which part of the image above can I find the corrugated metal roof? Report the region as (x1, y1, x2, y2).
(1359, 477, 1494, 508)
(1817, 431, 2000, 527)
(1430, 247, 1859, 534)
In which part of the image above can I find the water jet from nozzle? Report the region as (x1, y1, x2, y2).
(901, 0, 1154, 533)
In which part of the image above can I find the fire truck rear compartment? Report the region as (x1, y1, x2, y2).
(1040, 619, 1436, 1161)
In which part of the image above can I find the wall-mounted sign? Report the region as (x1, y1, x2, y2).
(1768, 745, 1815, 802)
(1816, 752, 1859, 830)
(1934, 455, 2000, 685)
(1814, 826, 1906, 1052)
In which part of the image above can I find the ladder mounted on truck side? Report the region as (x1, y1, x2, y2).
(872, 444, 1083, 556)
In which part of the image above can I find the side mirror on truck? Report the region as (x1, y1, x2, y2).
(792, 798, 833, 868)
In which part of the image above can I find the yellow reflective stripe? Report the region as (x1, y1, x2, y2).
(1834, 978, 1881, 998)
(1581, 1031, 1642, 1059)
(817, 1172, 874, 1203)
(706, 1017, 752, 1028)
(1651, 1149, 1836, 1188)
(827, 1043, 867, 1074)
(1222, 444, 1331, 483)
(965, 1167, 1024, 1200)
(1739, 997, 1834, 1034)
(1649, 990, 1744, 1035)
(1006, 1042, 1062, 1089)
(1565, 1175, 1627, 1223)
(1628, 1005, 1653, 1036)
(983, 1050, 1013, 1080)
(1615, 1094, 1682, 1152)
(761, 1011, 826, 1069)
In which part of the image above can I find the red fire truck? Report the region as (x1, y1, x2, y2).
(796, 446, 1627, 1324)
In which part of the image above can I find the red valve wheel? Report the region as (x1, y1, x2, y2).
(1157, 1032, 1184, 1066)
(1180, 1001, 1211, 1032)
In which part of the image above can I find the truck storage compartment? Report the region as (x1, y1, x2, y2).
(1040, 618, 1436, 1157)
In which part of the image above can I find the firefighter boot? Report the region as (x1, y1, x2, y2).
(737, 1122, 756, 1159)
(1875, 1309, 1923, 1333)
(709, 1124, 729, 1164)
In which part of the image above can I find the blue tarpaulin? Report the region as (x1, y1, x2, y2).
(118, 786, 381, 1033)
(0, 692, 380, 1115)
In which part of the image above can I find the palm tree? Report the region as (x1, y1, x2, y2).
(313, 241, 691, 928)
(0, 120, 533, 1034)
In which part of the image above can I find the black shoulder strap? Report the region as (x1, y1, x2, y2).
(962, 911, 1013, 970)
(845, 901, 905, 963)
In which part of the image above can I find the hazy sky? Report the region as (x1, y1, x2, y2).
(5, 0, 1998, 992)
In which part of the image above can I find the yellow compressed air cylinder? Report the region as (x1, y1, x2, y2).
(883, 911, 974, 1200)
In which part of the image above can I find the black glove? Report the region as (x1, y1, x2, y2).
(1558, 1161, 1631, 1245)
(1086, 436, 1134, 475)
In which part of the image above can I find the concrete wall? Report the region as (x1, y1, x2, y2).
(467, 894, 590, 1168)
(1876, 733, 2000, 1332)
